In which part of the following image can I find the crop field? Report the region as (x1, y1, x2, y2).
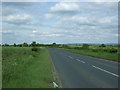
(2, 47, 54, 88)
(59, 45, 119, 62)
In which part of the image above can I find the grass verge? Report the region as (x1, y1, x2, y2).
(59, 48, 119, 62)
(48, 49, 62, 88)
(2, 47, 54, 88)
(0, 46, 2, 89)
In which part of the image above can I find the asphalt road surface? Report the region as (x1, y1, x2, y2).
(48, 48, 119, 88)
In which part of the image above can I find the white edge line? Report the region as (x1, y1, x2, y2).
(92, 65, 119, 77)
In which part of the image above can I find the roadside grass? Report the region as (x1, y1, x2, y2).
(2, 47, 54, 88)
(61, 45, 118, 49)
(0, 46, 2, 89)
(59, 48, 119, 62)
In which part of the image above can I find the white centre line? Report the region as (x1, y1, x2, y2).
(76, 59, 80, 61)
(76, 59, 85, 63)
(92, 65, 119, 77)
(68, 56, 74, 59)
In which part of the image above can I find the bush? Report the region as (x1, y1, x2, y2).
(31, 47, 40, 52)
(74, 47, 81, 49)
(91, 48, 99, 52)
(108, 48, 118, 53)
(91, 48, 118, 53)
(58, 46, 63, 48)
(67, 47, 73, 49)
(62, 45, 69, 48)
(82, 44, 89, 49)
(99, 44, 106, 47)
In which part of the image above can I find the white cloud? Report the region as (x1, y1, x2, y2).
(42, 2, 117, 37)
(98, 18, 112, 24)
(31, 30, 63, 37)
(50, 3, 79, 12)
(3, 14, 32, 25)
(32, 30, 38, 33)
(1, 30, 13, 33)
(45, 33, 62, 37)
(45, 2, 117, 21)
(114, 34, 120, 37)
(44, 14, 54, 19)
(62, 16, 91, 24)
(87, 0, 119, 2)
(2, 0, 119, 2)
(44, 3, 80, 19)
(42, 32, 63, 37)
(2, 0, 40, 2)
(60, 0, 119, 2)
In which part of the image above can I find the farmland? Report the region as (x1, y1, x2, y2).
(59, 45, 119, 62)
(2, 47, 54, 88)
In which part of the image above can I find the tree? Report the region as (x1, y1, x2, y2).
(2, 43, 9, 46)
(14, 43, 16, 47)
(99, 44, 106, 47)
(82, 44, 89, 49)
(36, 43, 40, 46)
(52, 43, 56, 46)
(18, 44, 22, 47)
(23, 42, 28, 47)
(52, 43, 58, 47)
(31, 41, 37, 47)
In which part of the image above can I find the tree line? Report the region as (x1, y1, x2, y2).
(1, 42, 59, 47)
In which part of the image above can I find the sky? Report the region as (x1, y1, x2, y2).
(1, 0, 119, 44)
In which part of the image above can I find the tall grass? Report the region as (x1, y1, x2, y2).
(2, 47, 54, 88)
(0, 46, 2, 89)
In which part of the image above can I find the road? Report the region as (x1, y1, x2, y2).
(48, 48, 119, 88)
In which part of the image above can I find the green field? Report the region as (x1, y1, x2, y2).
(2, 47, 54, 88)
(59, 45, 119, 62)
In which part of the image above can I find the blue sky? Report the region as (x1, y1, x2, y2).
(2, 1, 118, 44)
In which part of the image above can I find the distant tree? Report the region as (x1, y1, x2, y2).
(14, 43, 16, 47)
(82, 44, 89, 49)
(23, 42, 28, 47)
(99, 44, 106, 47)
(52, 43, 56, 46)
(2, 43, 9, 46)
(18, 44, 22, 47)
(52, 43, 58, 47)
(4, 43, 9, 46)
(36, 43, 40, 46)
(31, 41, 37, 47)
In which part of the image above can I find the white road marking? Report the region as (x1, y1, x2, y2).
(76, 59, 85, 63)
(92, 65, 119, 77)
(76, 59, 80, 61)
(68, 56, 73, 59)
(80, 60, 85, 63)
